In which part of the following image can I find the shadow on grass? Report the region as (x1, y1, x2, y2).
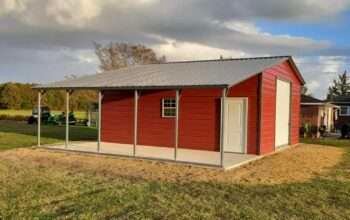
(0, 120, 97, 142)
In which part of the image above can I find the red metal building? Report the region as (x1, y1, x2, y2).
(37, 56, 305, 166)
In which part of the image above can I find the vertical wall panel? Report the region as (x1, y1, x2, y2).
(260, 60, 302, 154)
(101, 90, 134, 144)
(179, 88, 222, 151)
(138, 90, 176, 147)
(227, 75, 260, 154)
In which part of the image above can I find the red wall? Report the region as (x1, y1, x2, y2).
(260, 60, 302, 154)
(100, 82, 259, 153)
(101, 91, 134, 144)
(227, 75, 260, 154)
(179, 88, 221, 151)
(101, 88, 222, 151)
(138, 90, 175, 147)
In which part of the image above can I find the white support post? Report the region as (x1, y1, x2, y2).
(37, 91, 42, 147)
(97, 91, 102, 152)
(174, 89, 179, 160)
(133, 90, 138, 156)
(219, 88, 227, 167)
(65, 90, 70, 148)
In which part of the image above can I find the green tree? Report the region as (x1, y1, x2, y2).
(327, 71, 349, 100)
(0, 83, 22, 109)
(0, 82, 97, 111)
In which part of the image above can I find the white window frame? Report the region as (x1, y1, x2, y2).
(339, 106, 350, 116)
(162, 98, 176, 118)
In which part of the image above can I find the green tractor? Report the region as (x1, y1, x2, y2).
(55, 111, 77, 125)
(27, 106, 51, 124)
(28, 107, 77, 125)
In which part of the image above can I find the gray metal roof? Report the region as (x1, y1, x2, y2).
(36, 56, 301, 90)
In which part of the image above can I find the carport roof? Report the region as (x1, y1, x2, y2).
(35, 56, 304, 90)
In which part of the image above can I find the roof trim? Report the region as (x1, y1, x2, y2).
(329, 101, 350, 104)
(301, 102, 339, 108)
(286, 57, 305, 85)
(301, 102, 325, 105)
(33, 84, 228, 91)
(164, 55, 291, 64)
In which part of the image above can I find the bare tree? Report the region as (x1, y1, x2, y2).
(94, 42, 166, 71)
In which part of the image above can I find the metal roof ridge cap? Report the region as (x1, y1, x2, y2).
(162, 55, 291, 64)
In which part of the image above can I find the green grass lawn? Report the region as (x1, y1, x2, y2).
(0, 109, 88, 119)
(0, 122, 350, 219)
(0, 121, 97, 150)
(301, 137, 350, 148)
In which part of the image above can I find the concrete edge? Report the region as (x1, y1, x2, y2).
(34, 146, 223, 170)
(223, 144, 298, 171)
(34, 143, 300, 171)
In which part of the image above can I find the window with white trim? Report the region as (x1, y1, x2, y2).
(162, 98, 176, 117)
(340, 106, 350, 116)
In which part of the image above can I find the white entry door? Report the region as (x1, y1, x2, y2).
(223, 98, 247, 153)
(275, 79, 291, 147)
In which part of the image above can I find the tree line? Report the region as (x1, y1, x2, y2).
(0, 83, 97, 110)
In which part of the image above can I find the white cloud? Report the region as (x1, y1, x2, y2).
(0, 0, 27, 15)
(152, 38, 248, 61)
(307, 80, 321, 93)
(296, 56, 349, 99)
(0, 0, 337, 55)
(223, 21, 261, 35)
(45, 0, 102, 28)
(75, 50, 98, 64)
(216, 20, 330, 55)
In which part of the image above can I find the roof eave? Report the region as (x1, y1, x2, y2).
(285, 57, 306, 85)
(33, 84, 229, 91)
(301, 102, 339, 108)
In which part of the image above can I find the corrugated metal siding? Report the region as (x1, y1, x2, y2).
(260, 60, 302, 154)
(227, 75, 259, 154)
(101, 91, 134, 144)
(178, 88, 221, 151)
(138, 90, 176, 147)
(101, 88, 222, 151)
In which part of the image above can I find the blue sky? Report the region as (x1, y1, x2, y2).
(0, 0, 350, 99)
(257, 11, 350, 45)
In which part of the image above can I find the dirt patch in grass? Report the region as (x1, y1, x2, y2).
(0, 144, 344, 185)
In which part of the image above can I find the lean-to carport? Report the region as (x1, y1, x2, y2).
(35, 87, 242, 168)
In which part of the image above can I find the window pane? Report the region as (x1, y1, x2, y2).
(170, 100, 176, 107)
(164, 108, 176, 117)
(163, 98, 176, 107)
